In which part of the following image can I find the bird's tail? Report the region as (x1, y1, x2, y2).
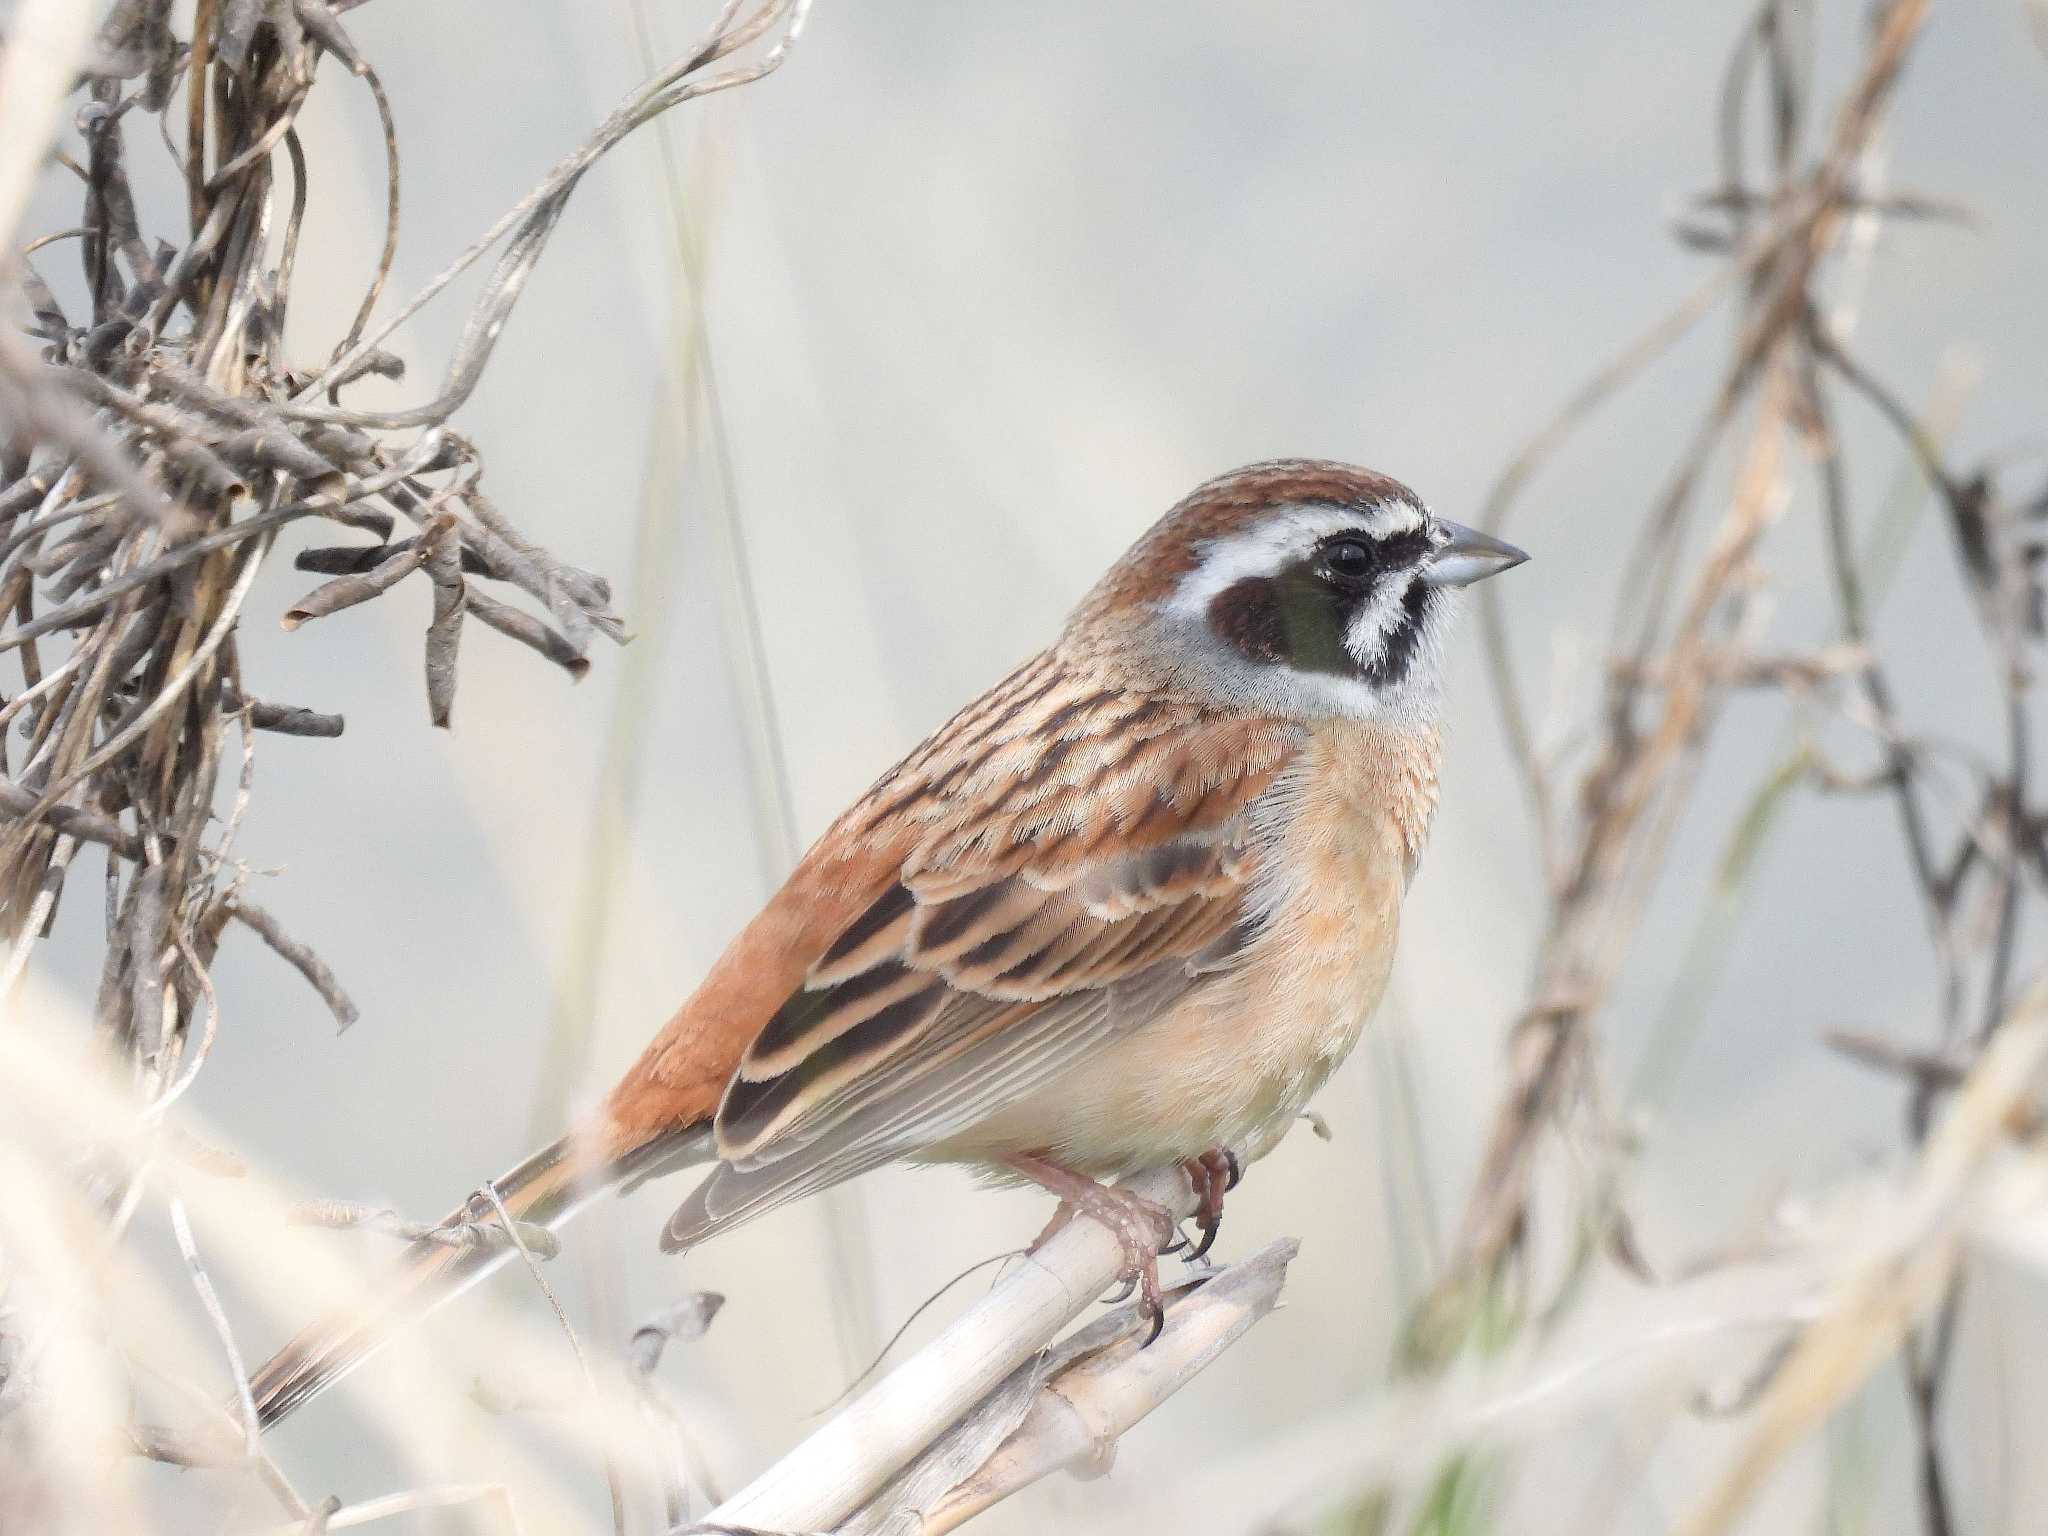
(250, 1125, 712, 1429)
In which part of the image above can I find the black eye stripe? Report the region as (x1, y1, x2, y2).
(1383, 530, 1432, 565)
(1310, 528, 1431, 577)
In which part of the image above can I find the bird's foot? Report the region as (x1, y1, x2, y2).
(1005, 1153, 1174, 1344)
(1180, 1145, 1242, 1261)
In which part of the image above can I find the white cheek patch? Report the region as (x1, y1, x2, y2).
(1343, 576, 1417, 673)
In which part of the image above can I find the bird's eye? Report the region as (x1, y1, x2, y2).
(1318, 539, 1375, 583)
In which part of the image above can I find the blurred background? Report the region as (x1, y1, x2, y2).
(16, 1, 2048, 1531)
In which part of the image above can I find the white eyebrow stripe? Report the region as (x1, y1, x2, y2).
(1161, 498, 1428, 618)
(1356, 499, 1426, 539)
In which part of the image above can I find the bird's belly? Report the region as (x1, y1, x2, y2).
(935, 842, 1405, 1176)
(972, 980, 1375, 1174)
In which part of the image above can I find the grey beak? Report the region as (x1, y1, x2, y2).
(1422, 520, 1529, 588)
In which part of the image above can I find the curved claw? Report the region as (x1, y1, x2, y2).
(1179, 1147, 1239, 1264)
(1005, 1153, 1172, 1349)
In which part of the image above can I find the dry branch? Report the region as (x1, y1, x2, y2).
(696, 1162, 1294, 1534)
(0, 2, 810, 1531)
(1422, 5, 2046, 1532)
(1436, 0, 1940, 1326)
(0, 1, 800, 1082)
(899, 1238, 1297, 1536)
(1676, 983, 2048, 1535)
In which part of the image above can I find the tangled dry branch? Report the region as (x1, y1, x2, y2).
(0, 0, 808, 1526)
(0, 0, 812, 1092)
(1419, 1, 2048, 1529)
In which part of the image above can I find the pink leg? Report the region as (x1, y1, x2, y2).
(1179, 1146, 1242, 1261)
(1004, 1152, 1175, 1343)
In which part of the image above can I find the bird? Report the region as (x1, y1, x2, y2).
(248, 458, 1526, 1427)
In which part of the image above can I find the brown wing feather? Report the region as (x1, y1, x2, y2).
(715, 746, 1286, 1158)
(598, 647, 1300, 1240)
(665, 945, 1240, 1251)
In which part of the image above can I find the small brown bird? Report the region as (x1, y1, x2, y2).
(250, 459, 1525, 1425)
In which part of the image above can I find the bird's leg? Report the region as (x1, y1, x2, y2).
(1004, 1152, 1174, 1343)
(1180, 1146, 1242, 1261)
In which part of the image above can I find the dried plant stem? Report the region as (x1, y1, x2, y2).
(0, 3, 817, 1530)
(480, 1179, 626, 1536)
(1427, 0, 1937, 1355)
(911, 1238, 1297, 1535)
(1410, 8, 2048, 1535)
(266, 1483, 525, 1535)
(1675, 982, 2048, 1536)
(168, 1194, 260, 1453)
(701, 1163, 1207, 1534)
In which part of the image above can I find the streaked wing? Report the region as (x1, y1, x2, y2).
(661, 671, 1301, 1251)
(666, 956, 1217, 1250)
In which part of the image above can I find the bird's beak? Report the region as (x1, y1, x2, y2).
(1422, 521, 1529, 588)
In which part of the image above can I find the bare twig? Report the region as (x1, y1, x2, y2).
(285, 1198, 561, 1259)
(1423, 8, 2045, 1534)
(479, 1179, 626, 1536)
(1430, 0, 1938, 1350)
(895, 1239, 1298, 1536)
(1676, 984, 2048, 1536)
(701, 1162, 1211, 1534)
(224, 899, 358, 1031)
(169, 1194, 260, 1453)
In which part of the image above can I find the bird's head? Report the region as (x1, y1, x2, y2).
(1067, 459, 1527, 725)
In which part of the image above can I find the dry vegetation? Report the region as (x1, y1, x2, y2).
(1, 1, 2044, 1533)
(1378, 2, 2048, 1531)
